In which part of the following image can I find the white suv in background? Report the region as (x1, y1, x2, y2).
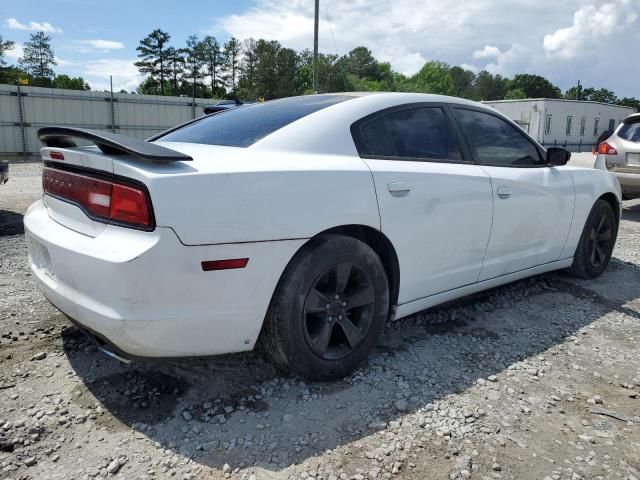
(595, 113, 640, 199)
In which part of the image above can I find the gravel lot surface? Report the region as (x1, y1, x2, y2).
(1, 161, 639, 480)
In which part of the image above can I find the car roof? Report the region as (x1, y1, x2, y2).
(251, 92, 495, 155)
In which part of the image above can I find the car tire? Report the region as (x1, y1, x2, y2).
(567, 199, 618, 279)
(260, 234, 389, 381)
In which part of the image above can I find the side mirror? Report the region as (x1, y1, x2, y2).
(546, 147, 571, 166)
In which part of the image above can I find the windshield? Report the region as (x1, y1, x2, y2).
(157, 94, 353, 148)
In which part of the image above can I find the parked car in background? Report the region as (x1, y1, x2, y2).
(203, 99, 244, 115)
(0, 161, 8, 185)
(24, 93, 621, 380)
(595, 113, 640, 199)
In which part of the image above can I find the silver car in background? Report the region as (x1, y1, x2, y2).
(595, 113, 640, 199)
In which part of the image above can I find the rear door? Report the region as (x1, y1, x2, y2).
(450, 106, 574, 280)
(353, 104, 493, 304)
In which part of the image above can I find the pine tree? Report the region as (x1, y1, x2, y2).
(201, 36, 223, 97)
(19, 31, 56, 85)
(223, 37, 242, 92)
(135, 29, 171, 95)
(183, 35, 205, 98)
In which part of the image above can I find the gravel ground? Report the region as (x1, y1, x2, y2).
(1, 162, 639, 480)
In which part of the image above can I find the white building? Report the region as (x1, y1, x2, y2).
(483, 99, 636, 152)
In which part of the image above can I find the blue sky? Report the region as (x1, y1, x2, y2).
(1, 0, 639, 97)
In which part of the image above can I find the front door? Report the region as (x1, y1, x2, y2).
(451, 107, 574, 280)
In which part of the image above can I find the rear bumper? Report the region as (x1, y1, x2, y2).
(24, 200, 305, 357)
(594, 154, 640, 197)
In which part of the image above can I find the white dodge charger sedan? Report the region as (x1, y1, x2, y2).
(24, 93, 621, 380)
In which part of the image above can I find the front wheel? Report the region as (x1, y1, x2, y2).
(568, 199, 618, 279)
(260, 234, 389, 381)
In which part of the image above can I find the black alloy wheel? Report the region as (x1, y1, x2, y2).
(303, 262, 376, 360)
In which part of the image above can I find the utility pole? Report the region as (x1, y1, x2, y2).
(313, 0, 319, 93)
(576, 80, 581, 101)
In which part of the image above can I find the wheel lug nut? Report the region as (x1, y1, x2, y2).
(325, 304, 330, 309)
(334, 294, 339, 300)
(338, 315, 343, 320)
(342, 301, 347, 307)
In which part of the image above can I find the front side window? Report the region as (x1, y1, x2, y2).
(355, 107, 463, 161)
(453, 108, 543, 167)
(545, 114, 552, 135)
(580, 117, 586, 136)
(566, 116, 573, 136)
(593, 118, 600, 136)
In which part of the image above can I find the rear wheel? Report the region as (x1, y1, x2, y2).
(260, 234, 389, 381)
(568, 199, 617, 279)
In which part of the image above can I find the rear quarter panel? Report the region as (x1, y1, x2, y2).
(113, 145, 381, 245)
(560, 166, 622, 259)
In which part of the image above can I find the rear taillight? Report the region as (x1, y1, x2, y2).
(597, 142, 618, 155)
(42, 167, 152, 229)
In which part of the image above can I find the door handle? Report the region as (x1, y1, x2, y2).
(496, 186, 512, 198)
(387, 181, 411, 195)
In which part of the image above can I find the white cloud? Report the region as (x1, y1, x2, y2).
(5, 17, 63, 34)
(472, 45, 502, 60)
(77, 39, 125, 51)
(55, 56, 74, 67)
(543, 1, 638, 59)
(214, 0, 640, 96)
(82, 59, 143, 92)
(5, 42, 23, 59)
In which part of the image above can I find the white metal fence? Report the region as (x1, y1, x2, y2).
(0, 84, 215, 161)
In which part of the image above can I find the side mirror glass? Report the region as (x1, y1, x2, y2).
(546, 147, 571, 166)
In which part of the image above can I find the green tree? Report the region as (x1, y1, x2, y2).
(616, 97, 640, 112)
(19, 31, 56, 86)
(237, 38, 258, 99)
(201, 36, 224, 97)
(564, 85, 582, 100)
(52, 74, 90, 90)
(137, 76, 160, 95)
(504, 88, 527, 99)
(449, 66, 476, 98)
(274, 47, 301, 98)
(472, 71, 508, 100)
(0, 35, 15, 67)
(135, 29, 171, 95)
(509, 74, 561, 99)
(588, 88, 617, 104)
(183, 35, 206, 98)
(411, 61, 455, 95)
(345, 46, 379, 80)
(164, 47, 184, 96)
(223, 37, 242, 92)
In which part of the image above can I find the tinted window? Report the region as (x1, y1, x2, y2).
(618, 122, 640, 142)
(356, 107, 462, 161)
(158, 95, 352, 147)
(453, 108, 542, 167)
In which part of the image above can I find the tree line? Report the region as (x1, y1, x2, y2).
(0, 29, 638, 112)
(134, 29, 639, 111)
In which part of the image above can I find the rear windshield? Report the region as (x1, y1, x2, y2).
(618, 121, 640, 143)
(157, 94, 353, 147)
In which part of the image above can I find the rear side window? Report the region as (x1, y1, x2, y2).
(355, 107, 463, 161)
(453, 108, 543, 167)
(618, 122, 640, 142)
(157, 95, 352, 147)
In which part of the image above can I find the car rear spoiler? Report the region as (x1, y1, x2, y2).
(38, 127, 193, 162)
